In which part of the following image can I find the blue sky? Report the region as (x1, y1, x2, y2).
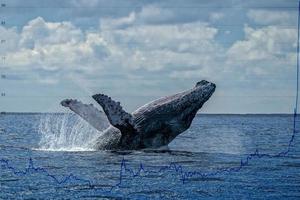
(0, 0, 299, 113)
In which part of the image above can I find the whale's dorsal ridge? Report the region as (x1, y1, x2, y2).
(92, 94, 135, 134)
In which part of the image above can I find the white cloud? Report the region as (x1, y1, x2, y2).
(209, 12, 224, 22)
(226, 25, 296, 80)
(1, 1, 298, 113)
(2, 10, 222, 74)
(71, 0, 100, 7)
(100, 5, 180, 29)
(138, 5, 175, 23)
(228, 25, 296, 61)
(3, 17, 110, 72)
(247, 9, 297, 25)
(100, 12, 136, 29)
(20, 17, 84, 48)
(0, 26, 19, 53)
(102, 21, 221, 71)
(1, 7, 297, 92)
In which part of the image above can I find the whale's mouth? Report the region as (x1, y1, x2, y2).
(192, 80, 216, 104)
(196, 80, 209, 87)
(195, 80, 216, 89)
(195, 80, 216, 92)
(176, 80, 216, 124)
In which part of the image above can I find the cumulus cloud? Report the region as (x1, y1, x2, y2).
(2, 9, 223, 81)
(20, 17, 83, 48)
(1, 0, 298, 113)
(1, 4, 297, 94)
(4, 17, 110, 72)
(209, 12, 225, 22)
(0, 26, 19, 53)
(100, 19, 223, 77)
(226, 24, 296, 82)
(138, 5, 175, 24)
(100, 12, 136, 29)
(99, 4, 183, 29)
(71, 0, 100, 7)
(228, 25, 296, 61)
(247, 9, 297, 25)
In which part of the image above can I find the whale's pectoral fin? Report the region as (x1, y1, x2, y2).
(92, 94, 135, 134)
(61, 99, 109, 131)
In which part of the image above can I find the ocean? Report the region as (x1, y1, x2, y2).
(0, 113, 299, 199)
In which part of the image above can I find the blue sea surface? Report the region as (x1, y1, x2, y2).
(0, 114, 299, 199)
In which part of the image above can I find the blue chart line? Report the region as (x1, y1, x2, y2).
(1, 1, 300, 195)
(0, 118, 298, 193)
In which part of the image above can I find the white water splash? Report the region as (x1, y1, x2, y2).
(37, 113, 108, 151)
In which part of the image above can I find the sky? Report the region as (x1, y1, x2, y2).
(0, 0, 299, 113)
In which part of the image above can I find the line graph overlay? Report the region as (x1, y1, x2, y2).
(0, 0, 299, 197)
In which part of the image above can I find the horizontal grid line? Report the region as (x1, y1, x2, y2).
(0, 6, 299, 9)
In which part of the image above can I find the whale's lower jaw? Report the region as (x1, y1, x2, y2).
(61, 80, 216, 150)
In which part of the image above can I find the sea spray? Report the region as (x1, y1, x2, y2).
(37, 113, 108, 151)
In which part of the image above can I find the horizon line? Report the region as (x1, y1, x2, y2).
(0, 111, 296, 115)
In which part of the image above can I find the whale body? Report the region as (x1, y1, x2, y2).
(61, 80, 216, 150)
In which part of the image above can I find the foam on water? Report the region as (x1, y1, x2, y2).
(37, 113, 108, 151)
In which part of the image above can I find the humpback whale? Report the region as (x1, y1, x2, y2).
(61, 80, 216, 150)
